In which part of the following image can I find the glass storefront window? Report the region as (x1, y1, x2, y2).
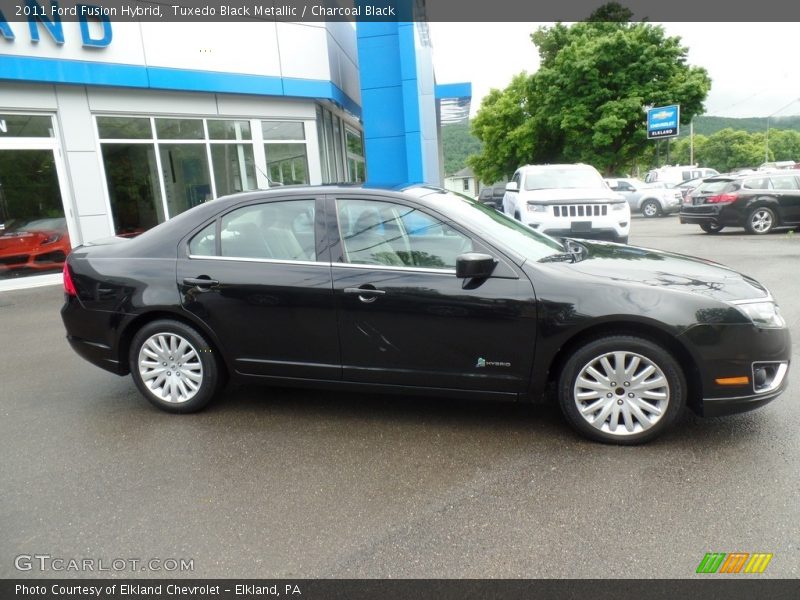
(101, 144, 164, 237)
(0, 148, 68, 279)
(0, 114, 54, 138)
(345, 128, 365, 183)
(265, 143, 309, 185)
(155, 118, 204, 140)
(159, 144, 213, 216)
(211, 144, 257, 196)
(97, 117, 152, 140)
(262, 121, 305, 141)
(208, 120, 252, 141)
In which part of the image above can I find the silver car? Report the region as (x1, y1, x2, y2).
(605, 178, 683, 218)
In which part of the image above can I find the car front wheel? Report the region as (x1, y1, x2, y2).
(557, 336, 686, 444)
(745, 206, 777, 235)
(641, 199, 662, 218)
(129, 319, 222, 413)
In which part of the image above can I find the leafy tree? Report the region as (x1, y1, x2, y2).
(468, 3, 711, 180)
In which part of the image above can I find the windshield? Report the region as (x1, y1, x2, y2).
(523, 167, 604, 191)
(2, 217, 67, 233)
(414, 189, 565, 262)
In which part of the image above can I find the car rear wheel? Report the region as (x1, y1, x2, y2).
(129, 319, 222, 413)
(641, 200, 662, 218)
(745, 206, 777, 235)
(557, 336, 685, 444)
(700, 222, 724, 234)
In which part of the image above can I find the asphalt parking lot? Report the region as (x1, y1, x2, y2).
(1, 215, 798, 579)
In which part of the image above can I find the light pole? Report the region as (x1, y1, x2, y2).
(765, 97, 800, 163)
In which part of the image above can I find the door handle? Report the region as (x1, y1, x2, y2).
(343, 286, 386, 303)
(183, 277, 219, 289)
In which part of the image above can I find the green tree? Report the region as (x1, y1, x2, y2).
(468, 3, 711, 180)
(696, 128, 766, 172)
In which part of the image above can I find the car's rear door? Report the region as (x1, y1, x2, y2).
(768, 174, 800, 224)
(177, 194, 340, 380)
(327, 194, 537, 393)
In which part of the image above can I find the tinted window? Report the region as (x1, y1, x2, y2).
(337, 199, 473, 269)
(743, 178, 771, 190)
(218, 200, 316, 261)
(523, 167, 603, 190)
(696, 179, 733, 194)
(770, 176, 799, 191)
(189, 222, 216, 256)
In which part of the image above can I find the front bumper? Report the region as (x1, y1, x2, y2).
(679, 323, 791, 417)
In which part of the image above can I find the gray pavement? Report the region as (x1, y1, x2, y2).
(1, 215, 798, 579)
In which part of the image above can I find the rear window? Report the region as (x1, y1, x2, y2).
(695, 179, 733, 194)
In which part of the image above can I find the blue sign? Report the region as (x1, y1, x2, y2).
(647, 105, 680, 139)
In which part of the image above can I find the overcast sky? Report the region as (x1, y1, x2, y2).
(428, 22, 800, 119)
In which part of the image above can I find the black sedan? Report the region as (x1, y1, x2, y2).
(61, 185, 791, 444)
(680, 171, 800, 234)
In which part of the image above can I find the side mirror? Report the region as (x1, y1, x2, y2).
(505, 181, 519, 192)
(456, 253, 497, 279)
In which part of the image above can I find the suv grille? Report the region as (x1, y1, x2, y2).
(553, 204, 608, 217)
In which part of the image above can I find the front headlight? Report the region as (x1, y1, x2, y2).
(735, 301, 786, 329)
(611, 202, 627, 211)
(526, 203, 547, 212)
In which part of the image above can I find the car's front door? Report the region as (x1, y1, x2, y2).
(177, 196, 340, 380)
(328, 195, 537, 393)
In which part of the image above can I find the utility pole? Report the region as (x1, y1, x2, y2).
(690, 118, 694, 165)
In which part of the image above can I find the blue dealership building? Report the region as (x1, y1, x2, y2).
(0, 1, 470, 288)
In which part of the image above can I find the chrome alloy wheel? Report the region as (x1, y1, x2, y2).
(750, 209, 773, 233)
(573, 351, 669, 436)
(137, 333, 203, 404)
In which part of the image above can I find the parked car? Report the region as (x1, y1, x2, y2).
(477, 185, 506, 210)
(503, 164, 630, 243)
(674, 176, 707, 200)
(61, 185, 790, 444)
(680, 171, 800, 234)
(605, 178, 683, 217)
(644, 166, 719, 185)
(0, 217, 71, 274)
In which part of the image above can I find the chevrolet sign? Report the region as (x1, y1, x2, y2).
(647, 104, 680, 139)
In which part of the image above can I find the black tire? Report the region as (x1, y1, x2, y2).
(745, 206, 777, 235)
(699, 222, 724, 234)
(557, 335, 686, 445)
(129, 319, 222, 413)
(641, 199, 662, 218)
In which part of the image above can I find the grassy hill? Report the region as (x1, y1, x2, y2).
(441, 122, 482, 176)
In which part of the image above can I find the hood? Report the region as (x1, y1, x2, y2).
(520, 188, 623, 203)
(561, 240, 768, 303)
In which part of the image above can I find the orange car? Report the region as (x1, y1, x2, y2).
(0, 217, 71, 274)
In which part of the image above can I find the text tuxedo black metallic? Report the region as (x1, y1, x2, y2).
(61, 185, 791, 444)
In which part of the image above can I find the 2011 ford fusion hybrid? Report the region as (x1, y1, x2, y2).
(61, 185, 791, 444)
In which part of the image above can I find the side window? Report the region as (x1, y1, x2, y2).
(512, 172, 522, 188)
(770, 176, 800, 191)
(217, 199, 317, 261)
(743, 178, 771, 190)
(337, 199, 473, 269)
(618, 181, 634, 192)
(189, 222, 216, 256)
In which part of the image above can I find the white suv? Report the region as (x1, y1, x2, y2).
(503, 164, 630, 243)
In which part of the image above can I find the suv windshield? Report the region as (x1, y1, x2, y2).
(415, 189, 565, 262)
(524, 167, 604, 191)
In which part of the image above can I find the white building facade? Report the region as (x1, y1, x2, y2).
(0, 13, 364, 288)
